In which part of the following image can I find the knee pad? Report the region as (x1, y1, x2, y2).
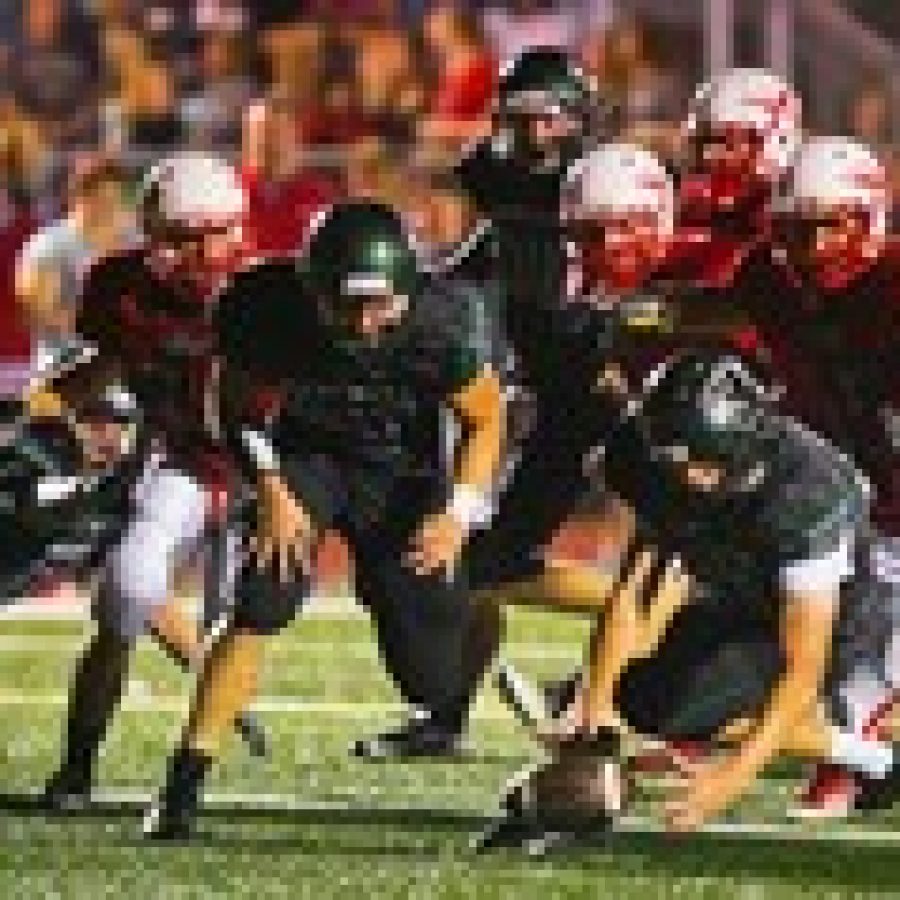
(231, 567, 308, 635)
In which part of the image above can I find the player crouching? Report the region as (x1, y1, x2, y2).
(142, 200, 508, 839)
(478, 351, 872, 851)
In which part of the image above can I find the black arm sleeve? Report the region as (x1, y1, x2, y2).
(215, 260, 312, 480)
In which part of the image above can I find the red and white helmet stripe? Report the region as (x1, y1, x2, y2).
(141, 151, 246, 230)
(685, 68, 802, 181)
(564, 143, 675, 237)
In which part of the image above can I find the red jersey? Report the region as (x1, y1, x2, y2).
(241, 165, 337, 257)
(751, 250, 900, 535)
(76, 247, 223, 482)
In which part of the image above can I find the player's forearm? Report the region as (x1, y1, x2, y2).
(730, 660, 826, 783)
(730, 600, 834, 779)
(452, 369, 504, 495)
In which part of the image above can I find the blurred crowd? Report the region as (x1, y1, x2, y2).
(0, 0, 897, 365)
(0, 1, 696, 232)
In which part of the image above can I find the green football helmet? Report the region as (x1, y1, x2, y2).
(634, 352, 779, 476)
(498, 48, 593, 118)
(302, 201, 424, 331)
(495, 48, 612, 166)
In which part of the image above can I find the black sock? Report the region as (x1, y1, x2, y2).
(57, 628, 131, 782)
(159, 745, 212, 815)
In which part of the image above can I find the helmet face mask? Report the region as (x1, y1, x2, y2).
(777, 202, 874, 286)
(316, 281, 409, 343)
(146, 218, 244, 288)
(688, 121, 764, 182)
(506, 105, 583, 167)
(571, 211, 669, 292)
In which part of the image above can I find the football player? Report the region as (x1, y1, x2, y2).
(357, 56, 606, 756)
(479, 352, 872, 851)
(486, 142, 700, 731)
(142, 200, 508, 838)
(449, 47, 611, 293)
(461, 143, 679, 615)
(757, 136, 900, 817)
(672, 68, 803, 342)
(0, 355, 143, 606)
(39, 152, 263, 809)
(678, 68, 801, 266)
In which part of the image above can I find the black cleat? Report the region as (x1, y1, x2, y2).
(142, 747, 210, 841)
(856, 763, 900, 813)
(39, 764, 93, 813)
(235, 712, 270, 760)
(351, 717, 467, 760)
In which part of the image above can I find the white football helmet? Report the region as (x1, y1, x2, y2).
(685, 68, 802, 181)
(564, 143, 675, 237)
(784, 136, 890, 238)
(141, 151, 245, 231)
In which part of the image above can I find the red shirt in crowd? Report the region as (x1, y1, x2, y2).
(241, 164, 338, 257)
(431, 53, 496, 121)
(0, 203, 35, 361)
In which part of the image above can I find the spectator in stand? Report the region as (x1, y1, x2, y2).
(0, 188, 35, 398)
(2, 0, 102, 147)
(102, 37, 185, 164)
(0, 95, 51, 209)
(258, 7, 325, 109)
(240, 96, 339, 257)
(16, 157, 135, 368)
(419, 3, 496, 151)
(182, 28, 255, 151)
(347, 0, 425, 147)
(480, 0, 586, 63)
(590, 17, 684, 158)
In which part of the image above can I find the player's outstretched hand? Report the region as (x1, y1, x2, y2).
(405, 510, 466, 578)
(251, 474, 313, 583)
(664, 752, 752, 832)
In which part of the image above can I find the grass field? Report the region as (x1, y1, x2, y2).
(0, 603, 899, 899)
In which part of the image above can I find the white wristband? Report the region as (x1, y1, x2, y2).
(241, 428, 281, 472)
(448, 484, 493, 530)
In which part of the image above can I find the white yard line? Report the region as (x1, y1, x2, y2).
(0, 591, 360, 621)
(0, 693, 523, 720)
(0, 635, 581, 660)
(12, 789, 900, 847)
(0, 693, 403, 714)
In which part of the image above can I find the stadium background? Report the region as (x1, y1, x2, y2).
(1, 1, 899, 897)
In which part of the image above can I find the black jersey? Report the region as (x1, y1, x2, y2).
(604, 413, 869, 620)
(453, 139, 577, 394)
(216, 260, 499, 485)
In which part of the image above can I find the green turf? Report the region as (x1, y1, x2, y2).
(0, 607, 897, 898)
